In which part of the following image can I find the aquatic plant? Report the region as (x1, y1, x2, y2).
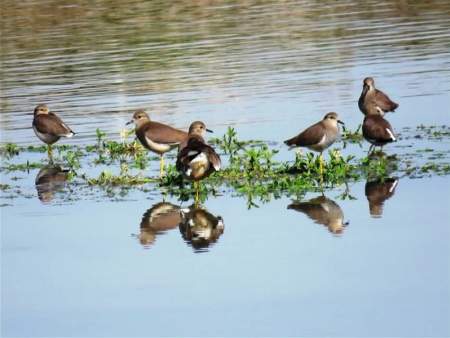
(1, 125, 449, 205)
(341, 124, 363, 145)
(85, 170, 156, 186)
(0, 143, 20, 158)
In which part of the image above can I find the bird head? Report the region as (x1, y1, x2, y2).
(34, 104, 49, 116)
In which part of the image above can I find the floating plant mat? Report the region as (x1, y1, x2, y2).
(1, 125, 450, 207)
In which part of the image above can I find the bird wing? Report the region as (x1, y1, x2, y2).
(177, 137, 203, 171)
(284, 122, 325, 147)
(202, 145, 221, 171)
(141, 121, 188, 145)
(375, 89, 398, 112)
(34, 113, 74, 136)
(176, 137, 221, 171)
(363, 115, 396, 142)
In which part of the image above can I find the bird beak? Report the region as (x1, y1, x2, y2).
(337, 120, 345, 125)
(126, 120, 134, 126)
(206, 128, 213, 133)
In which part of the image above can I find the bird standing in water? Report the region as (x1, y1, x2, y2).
(176, 121, 221, 204)
(284, 112, 344, 179)
(362, 110, 397, 154)
(127, 110, 188, 177)
(32, 104, 75, 159)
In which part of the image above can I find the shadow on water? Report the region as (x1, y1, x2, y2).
(365, 177, 399, 218)
(137, 202, 181, 248)
(179, 204, 225, 253)
(134, 201, 224, 252)
(288, 194, 349, 235)
(35, 164, 69, 203)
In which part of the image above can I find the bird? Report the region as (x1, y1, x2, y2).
(358, 77, 399, 115)
(365, 178, 398, 217)
(138, 202, 182, 248)
(284, 112, 344, 177)
(35, 164, 69, 203)
(179, 205, 224, 252)
(288, 195, 348, 235)
(32, 104, 75, 158)
(362, 112, 396, 154)
(127, 110, 188, 177)
(176, 121, 221, 203)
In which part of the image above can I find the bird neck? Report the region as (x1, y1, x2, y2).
(188, 134, 206, 143)
(135, 118, 150, 129)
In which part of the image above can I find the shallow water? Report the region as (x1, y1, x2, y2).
(2, 178, 450, 336)
(1, 0, 450, 337)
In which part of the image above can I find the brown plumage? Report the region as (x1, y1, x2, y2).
(288, 195, 348, 235)
(176, 121, 221, 181)
(362, 113, 396, 148)
(284, 112, 344, 153)
(138, 202, 182, 247)
(179, 205, 224, 252)
(35, 164, 69, 203)
(32, 104, 75, 145)
(358, 77, 399, 115)
(128, 110, 187, 155)
(127, 109, 188, 177)
(365, 178, 398, 217)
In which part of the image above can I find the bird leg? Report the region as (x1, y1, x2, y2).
(368, 144, 374, 157)
(159, 154, 165, 178)
(47, 144, 53, 161)
(319, 152, 324, 183)
(194, 181, 200, 207)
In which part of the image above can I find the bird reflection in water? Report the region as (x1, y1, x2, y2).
(138, 202, 182, 248)
(179, 205, 224, 252)
(35, 165, 69, 203)
(288, 195, 348, 235)
(365, 177, 399, 218)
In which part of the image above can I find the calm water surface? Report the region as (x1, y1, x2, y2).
(1, 0, 450, 336)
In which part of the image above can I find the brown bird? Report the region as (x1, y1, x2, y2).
(284, 112, 344, 176)
(32, 104, 75, 157)
(127, 110, 188, 177)
(176, 121, 221, 203)
(138, 202, 182, 248)
(288, 195, 348, 235)
(35, 164, 69, 203)
(358, 77, 399, 115)
(179, 205, 224, 252)
(365, 178, 398, 217)
(362, 113, 396, 154)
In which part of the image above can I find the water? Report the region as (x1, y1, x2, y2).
(1, 0, 450, 144)
(1, 0, 450, 336)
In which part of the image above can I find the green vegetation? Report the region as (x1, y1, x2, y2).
(1, 125, 450, 206)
